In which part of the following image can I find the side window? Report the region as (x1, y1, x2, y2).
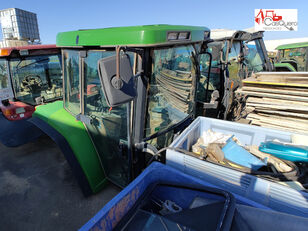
(83, 51, 134, 187)
(244, 41, 265, 74)
(197, 43, 222, 103)
(0, 59, 8, 89)
(84, 51, 109, 115)
(48, 55, 62, 89)
(84, 51, 134, 117)
(145, 45, 196, 148)
(227, 42, 241, 81)
(63, 50, 80, 115)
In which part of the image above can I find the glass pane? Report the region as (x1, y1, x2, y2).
(145, 45, 196, 148)
(197, 43, 222, 103)
(227, 42, 241, 82)
(0, 59, 9, 89)
(63, 50, 80, 115)
(244, 40, 266, 74)
(9, 54, 62, 105)
(84, 50, 133, 187)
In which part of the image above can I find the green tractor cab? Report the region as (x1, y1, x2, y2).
(30, 25, 212, 196)
(275, 42, 308, 72)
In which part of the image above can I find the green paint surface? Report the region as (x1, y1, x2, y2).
(274, 62, 297, 72)
(33, 101, 107, 193)
(57, 24, 209, 47)
(276, 42, 308, 50)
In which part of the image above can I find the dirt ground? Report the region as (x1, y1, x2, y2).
(0, 134, 120, 231)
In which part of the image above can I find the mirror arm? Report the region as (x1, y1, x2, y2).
(204, 51, 212, 101)
(116, 46, 122, 80)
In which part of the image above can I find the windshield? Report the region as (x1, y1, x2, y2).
(145, 45, 197, 148)
(9, 54, 62, 105)
(278, 47, 307, 71)
(244, 39, 267, 74)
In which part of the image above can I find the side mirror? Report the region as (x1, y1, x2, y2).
(97, 49, 136, 107)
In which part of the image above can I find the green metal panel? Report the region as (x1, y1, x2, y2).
(56, 24, 209, 47)
(276, 42, 308, 50)
(274, 63, 296, 72)
(33, 101, 107, 193)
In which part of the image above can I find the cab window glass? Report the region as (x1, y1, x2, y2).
(10, 54, 62, 105)
(83, 50, 134, 186)
(227, 41, 241, 81)
(145, 45, 196, 148)
(244, 40, 266, 74)
(0, 59, 8, 89)
(63, 50, 80, 115)
(197, 42, 222, 103)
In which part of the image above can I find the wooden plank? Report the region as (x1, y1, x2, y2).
(247, 97, 308, 107)
(242, 84, 308, 92)
(242, 77, 308, 88)
(256, 113, 308, 124)
(242, 86, 308, 97)
(250, 120, 308, 135)
(247, 114, 308, 129)
(254, 72, 308, 78)
(256, 76, 308, 83)
(237, 90, 308, 102)
(252, 109, 308, 119)
(246, 103, 308, 112)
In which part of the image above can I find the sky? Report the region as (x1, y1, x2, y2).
(0, 0, 307, 44)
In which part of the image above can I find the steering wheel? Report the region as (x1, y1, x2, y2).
(21, 75, 43, 93)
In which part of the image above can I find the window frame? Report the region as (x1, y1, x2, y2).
(143, 43, 200, 142)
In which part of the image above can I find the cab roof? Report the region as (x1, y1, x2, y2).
(56, 24, 210, 47)
(0, 44, 58, 57)
(276, 42, 308, 50)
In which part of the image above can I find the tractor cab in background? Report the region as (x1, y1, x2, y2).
(0, 45, 62, 146)
(275, 42, 308, 72)
(30, 25, 212, 196)
(196, 30, 272, 120)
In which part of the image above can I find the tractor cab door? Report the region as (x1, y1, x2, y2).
(63, 50, 134, 188)
(84, 51, 135, 187)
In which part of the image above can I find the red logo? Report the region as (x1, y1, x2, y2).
(255, 9, 283, 24)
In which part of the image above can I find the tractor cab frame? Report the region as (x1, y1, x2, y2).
(196, 30, 272, 120)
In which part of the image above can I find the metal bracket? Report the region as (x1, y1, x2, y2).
(75, 114, 92, 125)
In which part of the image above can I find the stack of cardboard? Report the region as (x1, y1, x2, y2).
(236, 72, 308, 134)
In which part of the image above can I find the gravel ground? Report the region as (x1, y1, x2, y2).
(0, 134, 120, 231)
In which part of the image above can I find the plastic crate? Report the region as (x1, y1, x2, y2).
(166, 116, 308, 217)
(80, 162, 270, 231)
